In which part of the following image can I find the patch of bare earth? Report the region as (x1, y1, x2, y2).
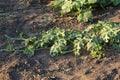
(0, 0, 120, 80)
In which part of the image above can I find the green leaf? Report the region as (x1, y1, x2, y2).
(99, 21, 120, 43)
(50, 38, 67, 57)
(90, 50, 105, 58)
(61, 0, 73, 14)
(88, 0, 97, 4)
(77, 10, 93, 22)
(19, 32, 24, 39)
(112, 0, 120, 6)
(73, 37, 84, 56)
(6, 44, 14, 52)
(53, 0, 64, 8)
(74, 0, 86, 7)
(24, 45, 34, 55)
(24, 37, 36, 46)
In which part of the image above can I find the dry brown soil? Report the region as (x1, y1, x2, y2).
(0, 0, 120, 80)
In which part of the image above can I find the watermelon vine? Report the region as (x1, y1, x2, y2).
(1, 21, 120, 58)
(53, 0, 120, 22)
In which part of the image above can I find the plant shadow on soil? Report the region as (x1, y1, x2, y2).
(0, 0, 120, 80)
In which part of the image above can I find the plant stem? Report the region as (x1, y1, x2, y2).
(0, 47, 50, 52)
(0, 49, 24, 52)
(63, 50, 73, 54)
(9, 38, 25, 41)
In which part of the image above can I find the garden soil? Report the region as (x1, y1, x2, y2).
(0, 0, 120, 80)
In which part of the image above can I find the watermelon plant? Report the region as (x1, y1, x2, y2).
(53, 0, 120, 22)
(1, 21, 120, 58)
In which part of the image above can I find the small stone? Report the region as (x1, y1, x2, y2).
(85, 70, 92, 75)
(96, 60, 102, 64)
(95, 76, 101, 80)
(112, 68, 118, 74)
